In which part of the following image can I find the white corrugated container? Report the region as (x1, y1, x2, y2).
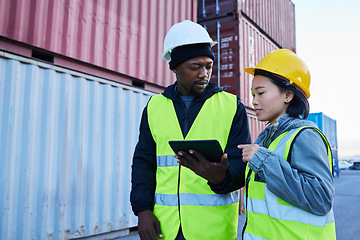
(0, 51, 154, 239)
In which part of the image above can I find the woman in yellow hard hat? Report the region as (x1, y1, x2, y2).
(238, 49, 336, 240)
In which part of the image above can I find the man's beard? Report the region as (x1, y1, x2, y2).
(190, 85, 206, 97)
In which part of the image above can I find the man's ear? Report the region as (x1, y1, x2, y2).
(284, 90, 294, 103)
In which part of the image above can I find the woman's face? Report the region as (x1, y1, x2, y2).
(251, 75, 293, 125)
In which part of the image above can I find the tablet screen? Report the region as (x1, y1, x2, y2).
(168, 140, 223, 162)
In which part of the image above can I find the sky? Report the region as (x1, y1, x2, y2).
(291, 0, 360, 158)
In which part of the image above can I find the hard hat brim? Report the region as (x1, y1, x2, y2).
(244, 67, 256, 75)
(162, 41, 217, 61)
(244, 66, 311, 98)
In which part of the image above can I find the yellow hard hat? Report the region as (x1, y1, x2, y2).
(244, 49, 311, 98)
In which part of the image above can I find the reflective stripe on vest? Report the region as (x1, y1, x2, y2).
(155, 191, 240, 206)
(147, 92, 239, 240)
(244, 126, 336, 240)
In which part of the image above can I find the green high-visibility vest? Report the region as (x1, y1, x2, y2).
(147, 91, 239, 240)
(244, 126, 336, 240)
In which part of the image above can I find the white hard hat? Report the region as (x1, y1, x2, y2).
(162, 20, 217, 61)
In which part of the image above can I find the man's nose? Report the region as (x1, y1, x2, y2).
(198, 67, 208, 78)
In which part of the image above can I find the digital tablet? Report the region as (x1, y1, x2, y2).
(168, 140, 223, 162)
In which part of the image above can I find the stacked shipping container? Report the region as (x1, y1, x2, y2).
(198, 0, 296, 51)
(197, 0, 296, 140)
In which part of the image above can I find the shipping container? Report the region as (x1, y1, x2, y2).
(198, 0, 237, 20)
(0, 0, 197, 91)
(307, 112, 339, 176)
(200, 15, 278, 108)
(0, 51, 154, 239)
(198, 0, 296, 52)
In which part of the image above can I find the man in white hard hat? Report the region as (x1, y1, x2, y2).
(130, 20, 251, 240)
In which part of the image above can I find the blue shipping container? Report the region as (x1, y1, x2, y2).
(307, 112, 339, 176)
(0, 51, 154, 239)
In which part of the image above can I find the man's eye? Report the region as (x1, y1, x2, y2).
(190, 67, 200, 70)
(206, 66, 213, 70)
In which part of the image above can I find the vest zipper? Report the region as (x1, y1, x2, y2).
(242, 168, 252, 238)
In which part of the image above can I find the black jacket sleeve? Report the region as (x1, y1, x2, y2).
(208, 98, 252, 193)
(130, 105, 157, 215)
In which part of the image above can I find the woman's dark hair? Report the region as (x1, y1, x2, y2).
(254, 69, 310, 119)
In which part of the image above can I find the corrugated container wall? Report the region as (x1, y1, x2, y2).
(307, 112, 339, 176)
(200, 16, 273, 140)
(198, 0, 296, 52)
(202, 16, 277, 107)
(0, 0, 196, 91)
(307, 113, 338, 148)
(0, 51, 154, 239)
(198, 0, 296, 141)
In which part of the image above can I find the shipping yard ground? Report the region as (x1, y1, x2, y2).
(118, 169, 360, 240)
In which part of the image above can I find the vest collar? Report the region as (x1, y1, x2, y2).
(257, 114, 318, 146)
(162, 81, 223, 103)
